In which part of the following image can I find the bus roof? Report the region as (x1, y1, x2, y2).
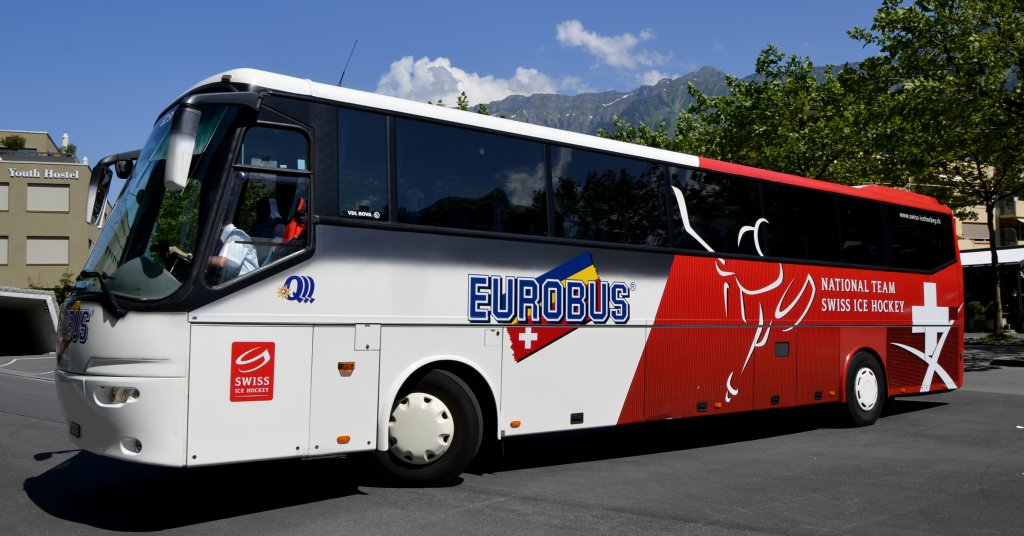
(186, 68, 950, 215)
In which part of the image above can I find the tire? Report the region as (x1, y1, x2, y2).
(844, 352, 886, 427)
(374, 369, 483, 485)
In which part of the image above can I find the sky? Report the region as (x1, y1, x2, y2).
(3, 1, 883, 167)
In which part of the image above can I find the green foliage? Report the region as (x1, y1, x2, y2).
(1, 134, 27, 150)
(598, 45, 889, 187)
(150, 179, 202, 270)
(61, 143, 77, 157)
(28, 271, 75, 304)
(967, 301, 988, 318)
(851, 0, 1024, 216)
(456, 91, 470, 111)
(597, 118, 675, 151)
(689, 46, 889, 185)
(852, 0, 1024, 335)
(476, 102, 492, 116)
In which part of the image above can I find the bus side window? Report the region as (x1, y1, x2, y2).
(207, 171, 310, 287)
(552, 147, 669, 246)
(236, 127, 308, 170)
(762, 182, 840, 262)
(339, 108, 389, 221)
(208, 123, 311, 287)
(395, 117, 547, 236)
(669, 169, 761, 255)
(839, 197, 885, 267)
(887, 207, 954, 270)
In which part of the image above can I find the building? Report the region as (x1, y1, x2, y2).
(955, 197, 1024, 251)
(0, 130, 98, 289)
(955, 197, 1024, 332)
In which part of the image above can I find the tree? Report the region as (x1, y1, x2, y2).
(600, 45, 891, 187)
(597, 118, 674, 150)
(852, 0, 1024, 334)
(1, 134, 27, 150)
(686, 45, 894, 185)
(456, 91, 470, 111)
(61, 143, 77, 157)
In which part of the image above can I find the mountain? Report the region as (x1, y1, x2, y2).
(484, 66, 731, 135)
(483, 63, 848, 136)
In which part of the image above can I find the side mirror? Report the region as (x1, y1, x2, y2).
(165, 104, 201, 193)
(87, 150, 139, 226)
(162, 92, 262, 193)
(114, 159, 134, 179)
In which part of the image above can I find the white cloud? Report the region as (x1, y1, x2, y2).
(639, 70, 679, 86)
(555, 20, 668, 70)
(376, 56, 576, 106)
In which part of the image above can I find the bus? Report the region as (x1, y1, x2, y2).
(56, 68, 963, 485)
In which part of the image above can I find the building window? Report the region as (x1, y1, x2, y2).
(26, 237, 69, 265)
(0, 237, 7, 265)
(26, 184, 70, 212)
(0, 183, 8, 211)
(962, 222, 989, 241)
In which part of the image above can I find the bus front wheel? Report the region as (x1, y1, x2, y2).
(374, 369, 483, 485)
(844, 353, 886, 427)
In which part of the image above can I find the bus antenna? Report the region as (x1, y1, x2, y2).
(337, 39, 359, 86)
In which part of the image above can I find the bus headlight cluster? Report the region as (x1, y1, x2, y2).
(94, 386, 140, 406)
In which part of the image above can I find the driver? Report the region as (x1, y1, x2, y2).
(209, 222, 259, 283)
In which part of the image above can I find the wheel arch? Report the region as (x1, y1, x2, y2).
(840, 346, 886, 404)
(376, 355, 499, 452)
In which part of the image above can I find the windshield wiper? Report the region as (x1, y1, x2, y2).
(76, 271, 127, 318)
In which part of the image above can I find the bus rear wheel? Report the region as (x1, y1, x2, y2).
(374, 369, 483, 486)
(844, 353, 886, 427)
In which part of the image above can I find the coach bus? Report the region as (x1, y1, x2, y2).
(55, 68, 963, 484)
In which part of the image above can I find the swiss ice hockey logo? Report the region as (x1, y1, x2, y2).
(890, 282, 958, 392)
(230, 342, 275, 401)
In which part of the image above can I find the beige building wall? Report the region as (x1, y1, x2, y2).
(0, 131, 99, 289)
(958, 199, 1024, 252)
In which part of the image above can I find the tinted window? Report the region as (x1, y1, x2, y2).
(396, 119, 546, 235)
(762, 182, 840, 262)
(668, 168, 761, 255)
(237, 127, 308, 170)
(888, 207, 954, 270)
(339, 108, 388, 221)
(839, 197, 885, 266)
(207, 170, 309, 287)
(552, 147, 668, 246)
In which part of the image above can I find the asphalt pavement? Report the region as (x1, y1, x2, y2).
(0, 353, 57, 380)
(3, 341, 1022, 535)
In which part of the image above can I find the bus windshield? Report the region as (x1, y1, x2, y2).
(76, 104, 236, 301)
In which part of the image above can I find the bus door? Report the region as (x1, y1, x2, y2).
(185, 123, 321, 465)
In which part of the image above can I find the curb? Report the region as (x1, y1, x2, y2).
(990, 358, 1024, 367)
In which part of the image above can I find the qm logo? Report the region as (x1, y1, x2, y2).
(278, 275, 316, 303)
